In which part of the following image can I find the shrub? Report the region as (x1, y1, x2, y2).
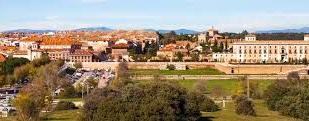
(200, 97, 219, 112)
(264, 79, 309, 120)
(166, 64, 176, 70)
(81, 82, 201, 121)
(55, 101, 77, 111)
(235, 95, 256, 116)
(73, 62, 83, 69)
(59, 85, 79, 98)
(287, 71, 300, 81)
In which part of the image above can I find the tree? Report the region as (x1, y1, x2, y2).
(14, 94, 41, 121)
(193, 80, 207, 94)
(14, 61, 68, 120)
(111, 62, 132, 88)
(175, 52, 184, 62)
(31, 54, 51, 67)
(80, 81, 204, 121)
(13, 64, 35, 83)
(219, 41, 224, 52)
(73, 62, 83, 69)
(55, 101, 77, 111)
(167, 64, 176, 70)
(264, 79, 309, 120)
(287, 71, 300, 81)
(0, 57, 29, 74)
(59, 85, 79, 98)
(240, 30, 249, 37)
(190, 52, 200, 62)
(235, 95, 256, 116)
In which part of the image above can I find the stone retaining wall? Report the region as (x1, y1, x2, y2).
(132, 74, 309, 80)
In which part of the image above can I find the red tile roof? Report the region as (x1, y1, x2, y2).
(0, 54, 7, 62)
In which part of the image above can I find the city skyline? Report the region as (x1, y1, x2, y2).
(1, 0, 309, 32)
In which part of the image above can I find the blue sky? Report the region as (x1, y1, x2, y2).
(0, 0, 309, 32)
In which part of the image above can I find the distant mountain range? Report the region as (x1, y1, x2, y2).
(144, 29, 198, 34)
(2, 29, 56, 33)
(2, 27, 199, 35)
(257, 27, 309, 33)
(74, 27, 113, 32)
(1, 27, 113, 33)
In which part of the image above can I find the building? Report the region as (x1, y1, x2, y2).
(213, 34, 309, 63)
(198, 27, 235, 45)
(208, 27, 219, 37)
(156, 44, 188, 59)
(197, 32, 208, 44)
(47, 49, 70, 61)
(12, 49, 43, 61)
(85, 40, 109, 52)
(111, 43, 129, 62)
(69, 50, 93, 62)
(245, 34, 257, 41)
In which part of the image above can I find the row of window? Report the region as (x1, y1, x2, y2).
(238, 49, 308, 54)
(238, 45, 309, 49)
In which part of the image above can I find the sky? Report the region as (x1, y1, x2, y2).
(0, 0, 309, 32)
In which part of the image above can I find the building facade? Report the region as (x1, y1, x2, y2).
(213, 34, 309, 63)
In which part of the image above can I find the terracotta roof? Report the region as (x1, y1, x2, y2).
(175, 41, 193, 47)
(0, 46, 17, 51)
(112, 43, 128, 49)
(0, 54, 6, 62)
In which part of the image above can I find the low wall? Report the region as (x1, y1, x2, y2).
(132, 74, 309, 80)
(67, 62, 216, 70)
(215, 63, 308, 75)
(67, 62, 309, 75)
(127, 62, 215, 69)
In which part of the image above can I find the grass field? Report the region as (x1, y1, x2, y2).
(177, 79, 274, 95)
(0, 110, 81, 121)
(201, 100, 300, 121)
(130, 67, 225, 75)
(57, 98, 83, 102)
(42, 110, 81, 121)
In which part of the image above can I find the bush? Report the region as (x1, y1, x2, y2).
(166, 64, 176, 70)
(55, 101, 78, 111)
(287, 71, 300, 81)
(235, 95, 256, 116)
(59, 85, 79, 98)
(81, 81, 201, 121)
(73, 62, 83, 69)
(200, 97, 219, 112)
(264, 79, 309, 120)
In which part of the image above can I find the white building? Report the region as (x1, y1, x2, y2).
(213, 34, 309, 63)
(13, 49, 43, 61)
(86, 40, 109, 52)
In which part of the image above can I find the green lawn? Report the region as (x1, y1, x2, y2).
(42, 110, 81, 121)
(177, 79, 275, 95)
(57, 98, 83, 102)
(130, 68, 225, 75)
(0, 110, 81, 121)
(201, 100, 300, 121)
